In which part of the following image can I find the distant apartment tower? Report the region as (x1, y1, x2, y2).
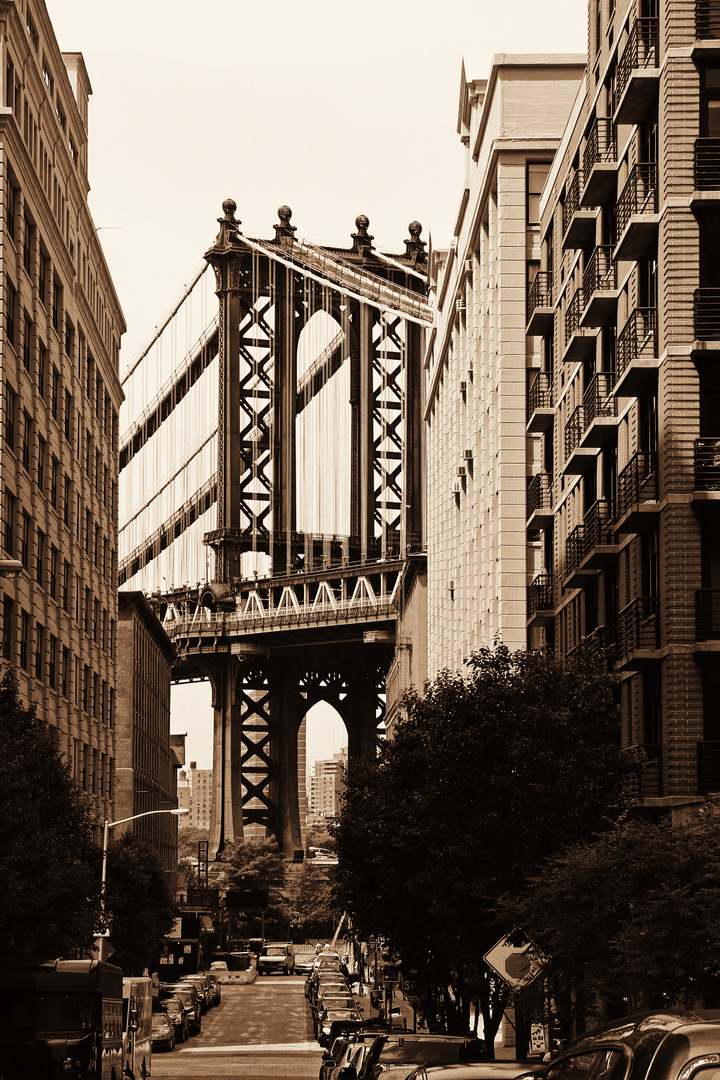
(525, 0, 720, 811)
(423, 55, 585, 675)
(115, 593, 178, 874)
(307, 749, 347, 819)
(0, 1, 124, 821)
(177, 763, 213, 830)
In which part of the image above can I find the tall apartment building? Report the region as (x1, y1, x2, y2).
(115, 592, 178, 874)
(525, 0, 720, 810)
(177, 763, 213, 830)
(307, 749, 347, 819)
(423, 55, 585, 675)
(0, 1, 124, 821)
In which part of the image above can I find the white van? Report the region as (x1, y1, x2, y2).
(257, 942, 296, 975)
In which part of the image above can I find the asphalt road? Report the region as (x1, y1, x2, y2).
(150, 974, 323, 1079)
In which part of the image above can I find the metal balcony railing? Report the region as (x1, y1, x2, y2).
(567, 624, 617, 661)
(583, 498, 616, 551)
(583, 246, 617, 301)
(527, 573, 554, 616)
(528, 372, 554, 419)
(694, 288, 720, 340)
(527, 271, 553, 325)
(564, 405, 585, 459)
(583, 372, 617, 427)
(527, 471, 553, 518)
(617, 450, 658, 516)
(564, 289, 584, 345)
(616, 17, 659, 102)
(694, 138, 720, 189)
(615, 163, 658, 237)
(695, 438, 720, 490)
(698, 740, 720, 794)
(565, 524, 586, 574)
(617, 595, 659, 658)
(624, 743, 663, 799)
(696, 589, 720, 640)
(562, 170, 585, 237)
(616, 307, 658, 380)
(583, 117, 617, 176)
(696, 0, 720, 39)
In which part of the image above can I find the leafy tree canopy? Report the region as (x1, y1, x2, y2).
(177, 825, 209, 862)
(0, 669, 100, 962)
(495, 813, 720, 1017)
(284, 861, 336, 939)
(103, 833, 178, 975)
(220, 836, 285, 892)
(332, 646, 627, 1038)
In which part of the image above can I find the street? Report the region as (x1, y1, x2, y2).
(150, 975, 322, 1079)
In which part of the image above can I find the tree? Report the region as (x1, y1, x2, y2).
(0, 669, 100, 961)
(219, 837, 287, 939)
(177, 825, 209, 862)
(284, 861, 336, 940)
(103, 832, 178, 975)
(333, 646, 628, 1044)
(495, 813, 720, 1023)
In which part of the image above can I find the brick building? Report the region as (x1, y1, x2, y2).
(115, 592, 178, 874)
(0, 0, 124, 822)
(525, 0, 720, 810)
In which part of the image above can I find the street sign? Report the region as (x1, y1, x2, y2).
(483, 932, 548, 990)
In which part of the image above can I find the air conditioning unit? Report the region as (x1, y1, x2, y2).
(448, 579, 455, 591)
(451, 478, 462, 494)
(465, 259, 474, 275)
(460, 380, 467, 393)
(463, 449, 474, 461)
(457, 465, 466, 477)
(456, 298, 466, 311)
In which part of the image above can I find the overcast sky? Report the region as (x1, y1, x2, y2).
(45, 0, 587, 769)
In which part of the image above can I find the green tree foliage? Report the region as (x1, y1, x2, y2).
(495, 814, 720, 1019)
(0, 669, 100, 961)
(177, 825, 209, 862)
(220, 836, 287, 938)
(103, 833, 178, 975)
(333, 646, 627, 1041)
(284, 862, 336, 939)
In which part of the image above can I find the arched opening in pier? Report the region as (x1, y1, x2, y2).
(299, 700, 348, 850)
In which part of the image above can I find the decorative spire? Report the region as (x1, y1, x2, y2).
(404, 221, 427, 265)
(351, 214, 374, 257)
(213, 198, 241, 250)
(273, 205, 297, 247)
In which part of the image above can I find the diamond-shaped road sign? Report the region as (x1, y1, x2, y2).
(483, 934, 548, 990)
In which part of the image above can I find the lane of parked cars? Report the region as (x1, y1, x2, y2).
(152, 968, 222, 1053)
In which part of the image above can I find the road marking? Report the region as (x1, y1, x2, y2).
(179, 1041, 319, 1054)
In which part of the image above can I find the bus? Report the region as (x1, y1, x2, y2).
(122, 976, 152, 1079)
(0, 958, 123, 1079)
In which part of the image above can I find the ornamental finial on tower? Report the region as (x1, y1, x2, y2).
(273, 205, 297, 247)
(352, 214, 374, 257)
(211, 198, 241, 251)
(404, 220, 426, 265)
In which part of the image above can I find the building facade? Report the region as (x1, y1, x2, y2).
(176, 762, 213, 831)
(307, 749, 347, 820)
(115, 592, 178, 873)
(0, 0, 124, 822)
(423, 55, 585, 676)
(526, 0, 720, 811)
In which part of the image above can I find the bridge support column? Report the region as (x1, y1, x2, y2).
(346, 669, 383, 763)
(209, 656, 244, 859)
(272, 671, 304, 858)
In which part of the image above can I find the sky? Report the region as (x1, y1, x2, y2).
(45, 0, 587, 769)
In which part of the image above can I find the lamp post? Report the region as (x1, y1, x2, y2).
(100, 808, 189, 923)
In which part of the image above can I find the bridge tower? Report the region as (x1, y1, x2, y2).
(118, 201, 429, 857)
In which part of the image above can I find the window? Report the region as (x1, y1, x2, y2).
(61, 646, 70, 696)
(64, 389, 72, 441)
(2, 596, 13, 660)
(2, 489, 15, 555)
(39, 252, 49, 307)
(64, 316, 74, 358)
(4, 384, 16, 449)
(527, 163, 551, 226)
(5, 179, 16, 237)
(38, 344, 47, 399)
(37, 434, 46, 491)
(36, 528, 45, 586)
(19, 610, 30, 670)
(50, 364, 59, 419)
(5, 275, 16, 347)
(49, 545, 58, 599)
(22, 214, 31, 273)
(52, 277, 61, 332)
(20, 512, 30, 570)
(21, 410, 31, 471)
(50, 455, 58, 508)
(63, 475, 71, 526)
(22, 312, 31, 370)
(62, 560, 70, 612)
(48, 633, 57, 689)
(85, 508, 91, 555)
(84, 586, 91, 634)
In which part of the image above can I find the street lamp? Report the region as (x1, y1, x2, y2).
(0, 559, 23, 578)
(100, 808, 189, 922)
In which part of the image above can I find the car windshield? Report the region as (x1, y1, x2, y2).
(265, 947, 287, 956)
(380, 1040, 480, 1064)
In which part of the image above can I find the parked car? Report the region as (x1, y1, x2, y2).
(545, 1010, 720, 1080)
(407, 1064, 548, 1080)
(206, 971, 221, 1005)
(318, 1008, 364, 1047)
(150, 1011, 175, 1052)
(181, 972, 212, 1011)
(159, 996, 189, 1042)
(258, 942, 296, 975)
(296, 953, 317, 976)
(158, 985, 201, 1035)
(345, 1034, 487, 1080)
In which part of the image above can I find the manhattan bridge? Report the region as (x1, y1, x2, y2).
(118, 201, 430, 858)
